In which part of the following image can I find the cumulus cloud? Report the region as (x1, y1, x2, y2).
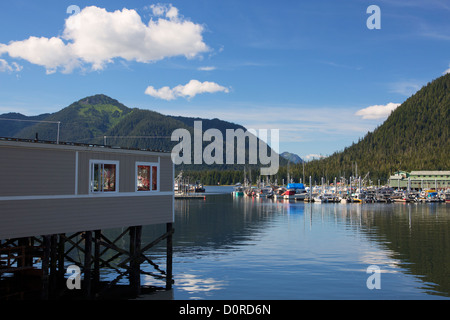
(149, 4, 179, 20)
(145, 79, 230, 100)
(0, 37, 79, 74)
(0, 5, 208, 74)
(355, 102, 401, 120)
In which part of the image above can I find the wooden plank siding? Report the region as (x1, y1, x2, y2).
(0, 139, 174, 240)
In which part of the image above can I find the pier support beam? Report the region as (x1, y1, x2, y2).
(41, 235, 50, 300)
(166, 223, 173, 290)
(0, 223, 174, 300)
(129, 226, 142, 296)
(83, 231, 92, 298)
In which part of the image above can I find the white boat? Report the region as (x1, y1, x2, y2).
(314, 195, 326, 203)
(256, 187, 274, 198)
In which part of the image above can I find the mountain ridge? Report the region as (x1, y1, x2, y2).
(1, 72, 447, 183)
(281, 152, 303, 164)
(0, 94, 286, 171)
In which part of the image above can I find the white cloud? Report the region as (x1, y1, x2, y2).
(355, 102, 401, 120)
(145, 79, 230, 100)
(0, 5, 208, 74)
(198, 66, 216, 71)
(0, 37, 79, 74)
(443, 64, 450, 75)
(304, 154, 327, 161)
(149, 4, 167, 17)
(149, 4, 179, 19)
(0, 58, 22, 73)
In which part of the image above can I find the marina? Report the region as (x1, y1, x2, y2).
(174, 171, 206, 199)
(230, 178, 449, 204)
(144, 186, 450, 300)
(0, 139, 447, 300)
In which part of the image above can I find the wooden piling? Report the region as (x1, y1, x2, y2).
(41, 235, 50, 300)
(1, 223, 174, 300)
(129, 226, 142, 296)
(93, 230, 101, 292)
(83, 231, 92, 298)
(166, 223, 173, 290)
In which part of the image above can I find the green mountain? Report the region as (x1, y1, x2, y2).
(3, 94, 134, 143)
(295, 73, 450, 183)
(0, 94, 284, 173)
(3, 71, 446, 185)
(0, 112, 51, 138)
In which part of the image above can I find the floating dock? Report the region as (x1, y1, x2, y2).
(175, 193, 206, 199)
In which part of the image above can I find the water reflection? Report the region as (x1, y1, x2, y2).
(174, 274, 227, 296)
(166, 191, 449, 299)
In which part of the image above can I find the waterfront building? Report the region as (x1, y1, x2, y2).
(0, 137, 174, 298)
(389, 170, 450, 190)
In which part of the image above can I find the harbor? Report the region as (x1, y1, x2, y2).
(142, 186, 450, 300)
(175, 171, 450, 204)
(231, 182, 449, 204)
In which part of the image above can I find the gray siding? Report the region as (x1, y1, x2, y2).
(160, 156, 174, 192)
(0, 140, 174, 240)
(0, 146, 75, 196)
(0, 195, 173, 239)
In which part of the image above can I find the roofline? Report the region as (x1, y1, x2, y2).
(410, 171, 450, 175)
(0, 137, 172, 156)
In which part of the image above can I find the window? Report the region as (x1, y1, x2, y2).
(136, 162, 159, 192)
(90, 160, 119, 193)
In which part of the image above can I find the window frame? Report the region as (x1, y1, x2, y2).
(135, 161, 160, 192)
(89, 160, 120, 194)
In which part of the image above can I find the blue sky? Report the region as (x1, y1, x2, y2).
(0, 0, 449, 160)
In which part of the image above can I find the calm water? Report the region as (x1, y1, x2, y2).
(139, 186, 450, 300)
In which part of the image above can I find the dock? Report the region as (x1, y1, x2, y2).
(175, 193, 206, 199)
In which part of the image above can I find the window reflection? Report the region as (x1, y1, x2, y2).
(137, 165, 151, 191)
(91, 162, 117, 193)
(137, 163, 159, 192)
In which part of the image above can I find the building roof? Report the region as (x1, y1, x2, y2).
(0, 136, 171, 155)
(410, 171, 450, 176)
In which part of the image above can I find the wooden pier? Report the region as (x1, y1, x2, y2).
(0, 226, 174, 299)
